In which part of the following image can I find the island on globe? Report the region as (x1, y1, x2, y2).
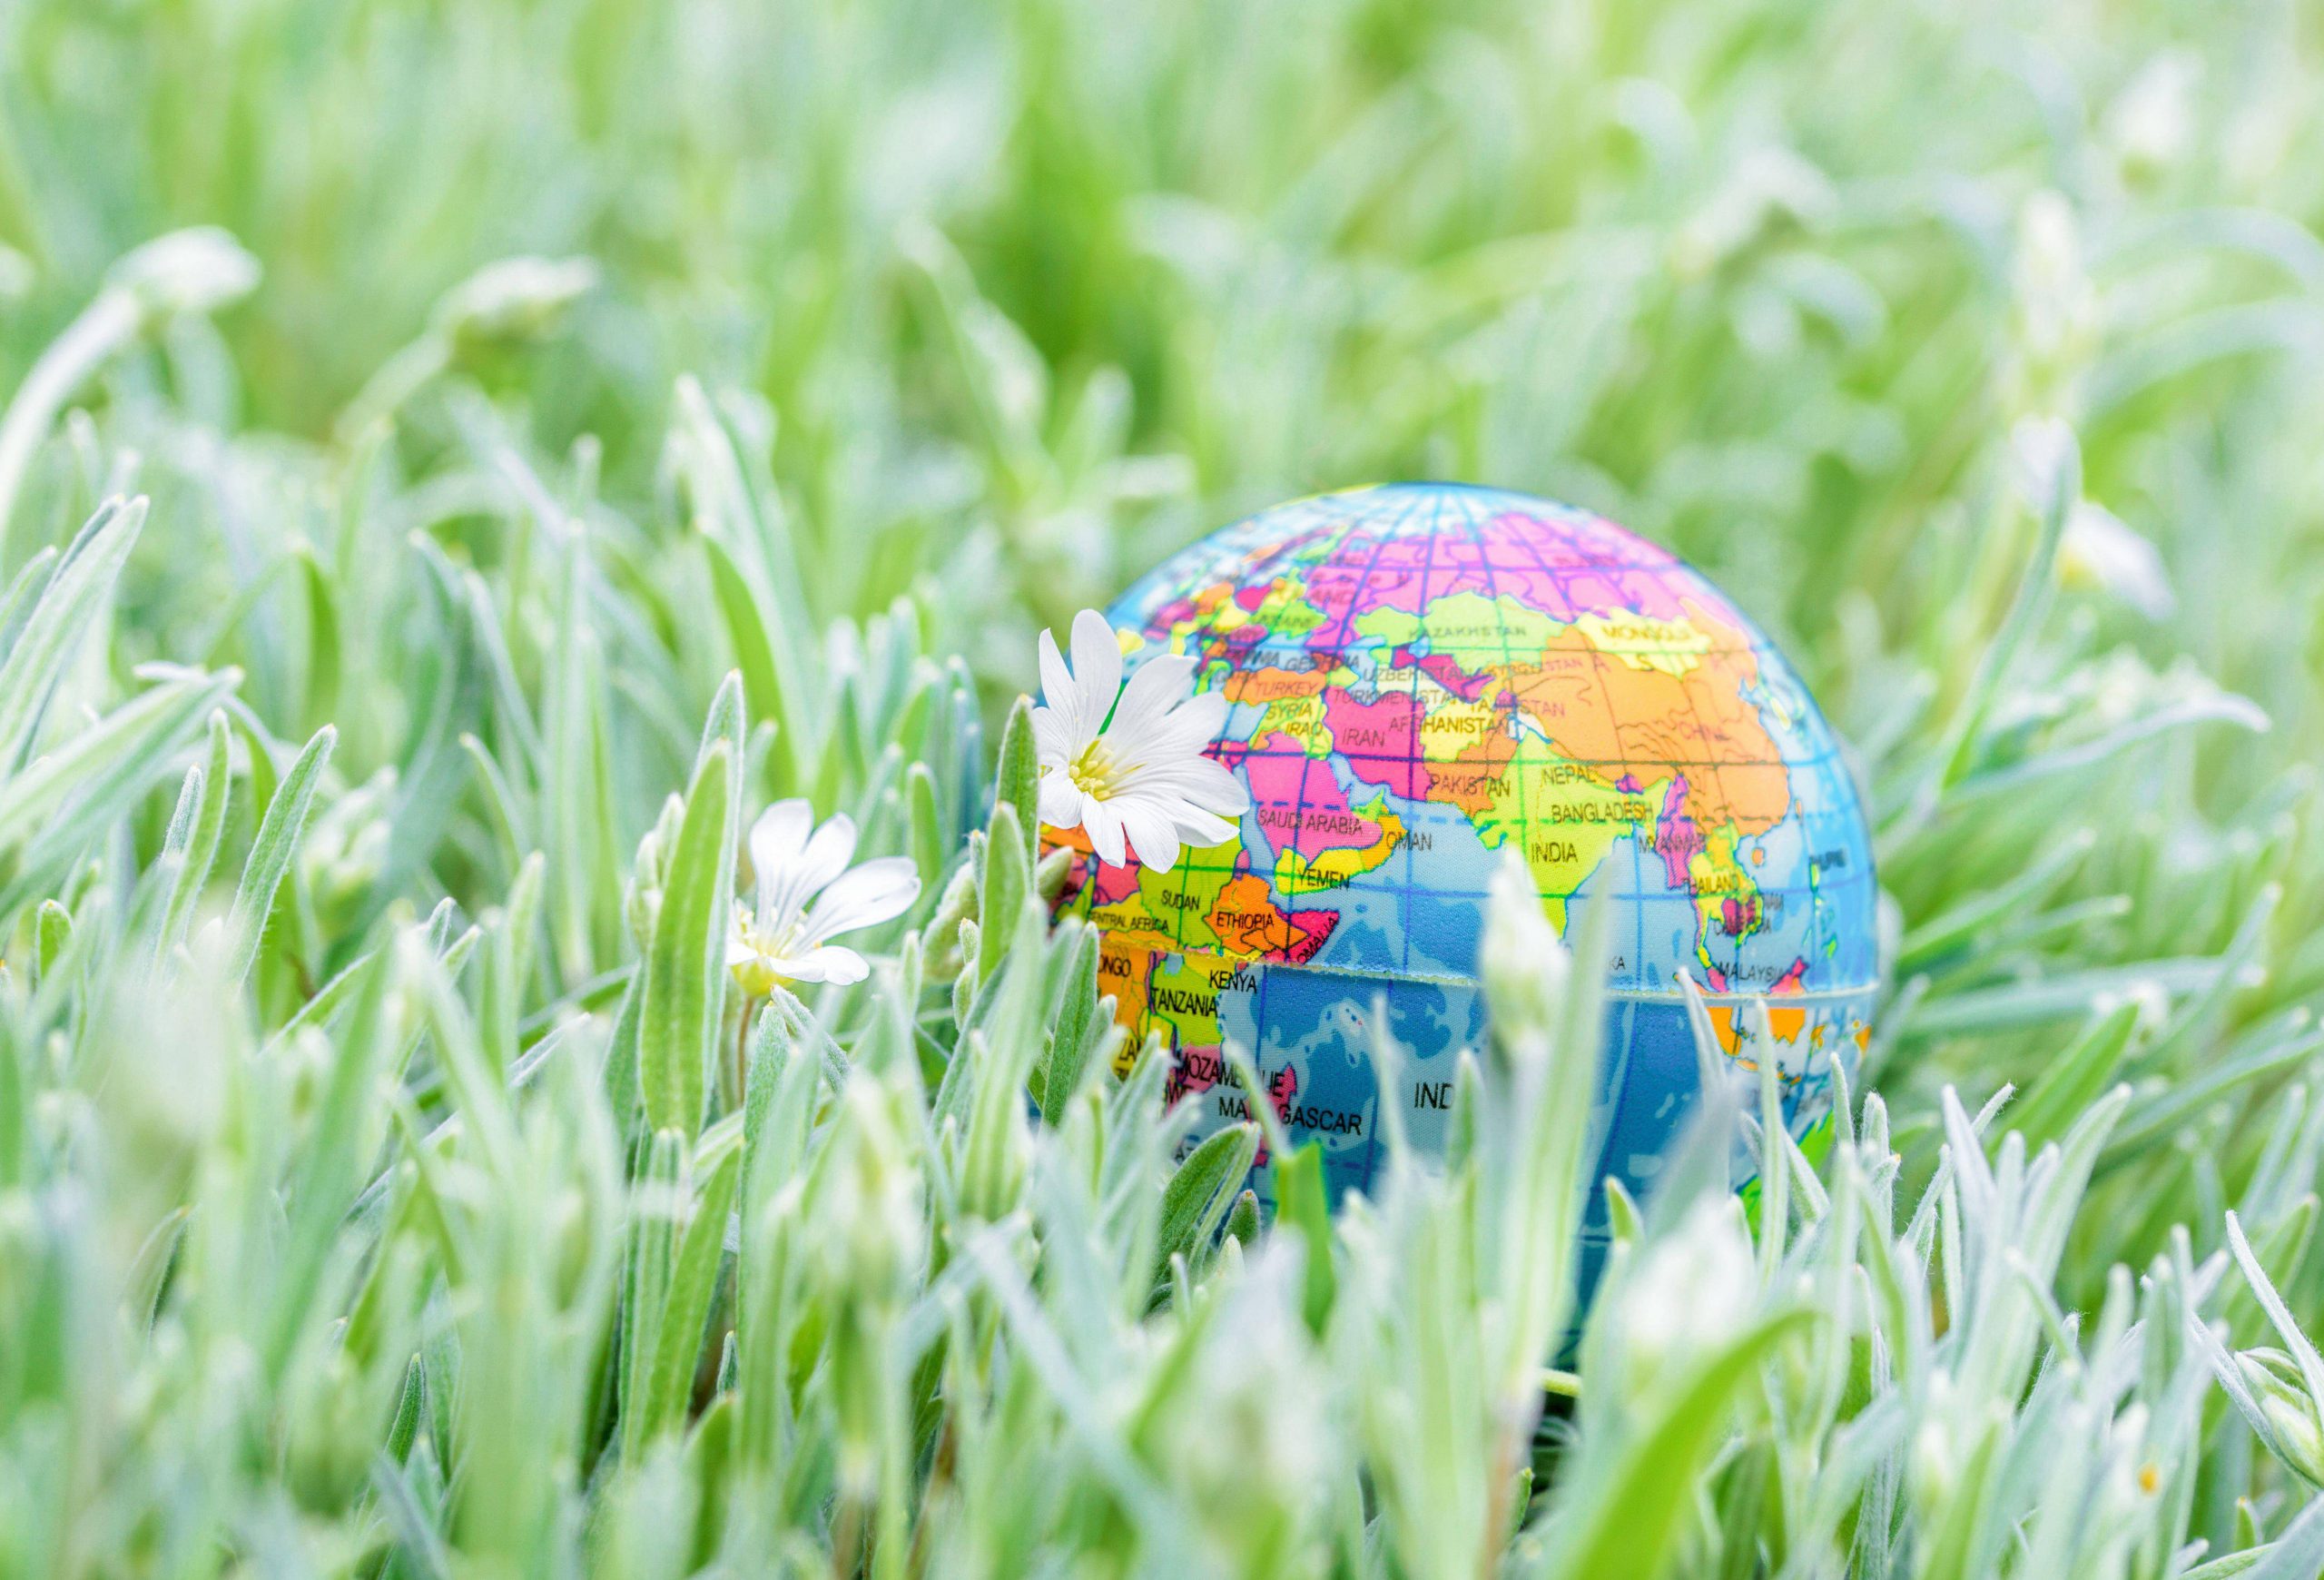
(1044, 482, 1879, 1276)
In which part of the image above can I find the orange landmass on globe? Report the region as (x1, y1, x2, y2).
(1206, 873, 1337, 958)
(1292, 601, 1797, 962)
(1223, 666, 1331, 706)
(1702, 958, 1817, 1073)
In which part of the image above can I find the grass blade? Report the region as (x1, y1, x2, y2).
(225, 724, 335, 988)
(640, 741, 732, 1140)
(0, 497, 144, 771)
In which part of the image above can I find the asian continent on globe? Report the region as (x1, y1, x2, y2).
(1044, 482, 1880, 1261)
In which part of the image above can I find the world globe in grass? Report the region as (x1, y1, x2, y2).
(1047, 483, 1879, 1276)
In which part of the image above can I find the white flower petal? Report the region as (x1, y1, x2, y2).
(1126, 754, 1247, 815)
(1138, 691, 1230, 762)
(802, 857, 921, 945)
(1167, 686, 1230, 736)
(1039, 626, 1091, 746)
(1113, 654, 1197, 733)
(748, 800, 816, 912)
(1031, 706, 1075, 768)
(1038, 627, 1078, 729)
(1166, 805, 1239, 848)
(1038, 769, 1085, 829)
(1083, 799, 1128, 867)
(1197, 763, 1250, 815)
(1105, 690, 1206, 770)
(1069, 607, 1123, 712)
(805, 813, 862, 879)
(1116, 797, 1182, 872)
(1038, 609, 1124, 755)
(790, 944, 871, 985)
(749, 805, 862, 937)
(789, 812, 862, 907)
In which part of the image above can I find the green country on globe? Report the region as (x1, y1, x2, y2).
(1046, 483, 1880, 1272)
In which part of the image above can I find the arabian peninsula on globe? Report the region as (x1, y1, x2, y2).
(1044, 483, 1880, 1259)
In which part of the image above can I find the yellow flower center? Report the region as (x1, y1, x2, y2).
(729, 906, 798, 998)
(1068, 737, 1124, 800)
(732, 956, 787, 999)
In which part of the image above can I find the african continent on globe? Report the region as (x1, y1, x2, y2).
(1045, 483, 1879, 1269)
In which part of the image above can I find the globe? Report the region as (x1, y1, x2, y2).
(1047, 483, 1879, 1281)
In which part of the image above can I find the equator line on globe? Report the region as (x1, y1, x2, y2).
(1043, 483, 1880, 1264)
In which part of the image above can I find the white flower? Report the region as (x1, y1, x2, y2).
(1032, 609, 1248, 873)
(727, 800, 921, 994)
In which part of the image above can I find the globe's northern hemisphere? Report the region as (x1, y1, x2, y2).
(1047, 483, 1879, 1267)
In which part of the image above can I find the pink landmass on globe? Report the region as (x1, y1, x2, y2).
(1244, 745, 1384, 859)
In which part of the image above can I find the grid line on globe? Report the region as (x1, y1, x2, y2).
(1045, 483, 1880, 1262)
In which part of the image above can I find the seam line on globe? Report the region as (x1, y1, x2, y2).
(1173, 951, 1877, 1005)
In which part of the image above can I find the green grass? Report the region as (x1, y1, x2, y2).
(2, 0, 2323, 1575)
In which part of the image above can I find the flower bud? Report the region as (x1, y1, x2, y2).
(1610, 1194, 1757, 1401)
(2238, 1349, 2324, 1485)
(1481, 854, 1568, 1047)
(920, 859, 980, 984)
(624, 793, 686, 949)
(301, 767, 397, 923)
(1034, 843, 1077, 903)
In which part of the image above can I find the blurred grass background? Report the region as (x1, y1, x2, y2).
(5, 0, 2324, 1573)
(13, 0, 2316, 1121)
(9, 0, 2319, 739)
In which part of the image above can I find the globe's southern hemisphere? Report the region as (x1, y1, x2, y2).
(1047, 483, 1880, 1264)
